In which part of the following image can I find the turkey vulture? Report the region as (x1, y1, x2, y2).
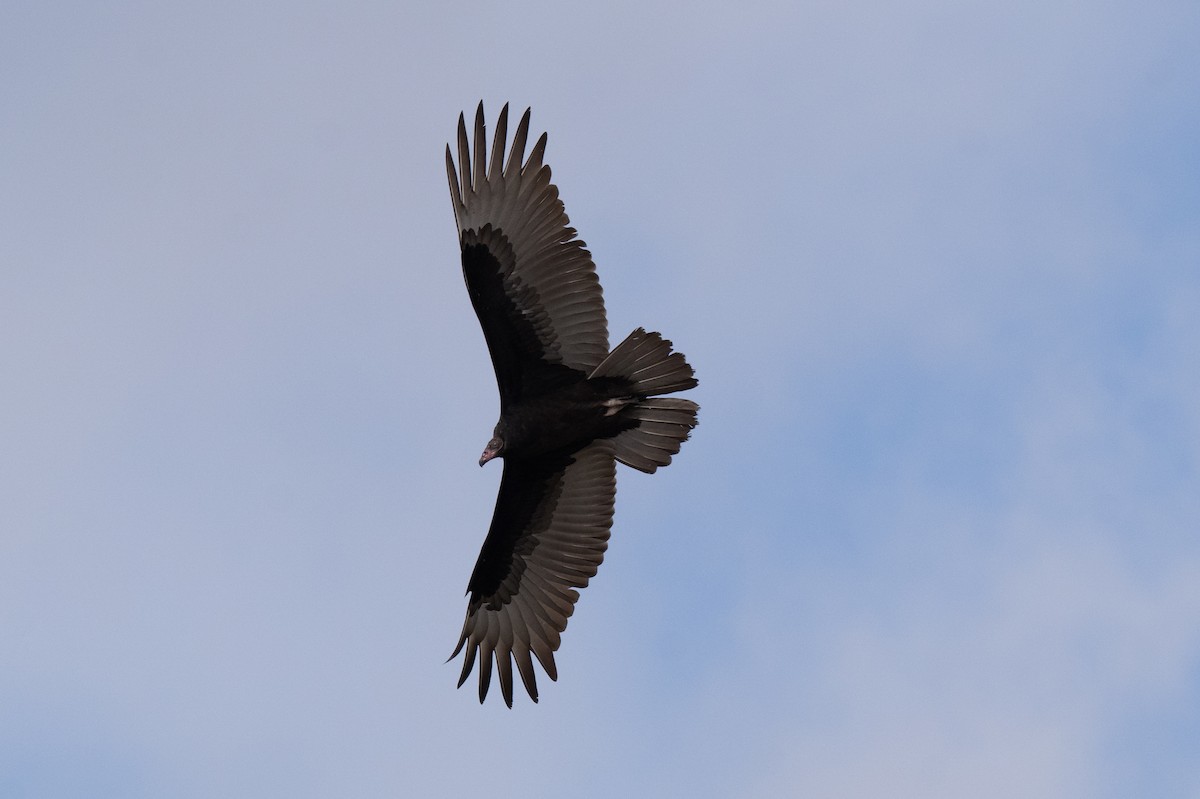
(446, 103, 699, 706)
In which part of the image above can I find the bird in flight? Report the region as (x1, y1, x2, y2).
(445, 103, 699, 706)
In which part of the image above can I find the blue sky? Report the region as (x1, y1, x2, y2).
(3, 1, 1199, 796)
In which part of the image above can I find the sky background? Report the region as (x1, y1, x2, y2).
(3, 1, 1199, 796)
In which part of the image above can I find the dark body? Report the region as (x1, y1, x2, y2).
(447, 104, 699, 706)
(489, 379, 635, 460)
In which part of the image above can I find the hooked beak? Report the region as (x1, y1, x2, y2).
(479, 436, 502, 466)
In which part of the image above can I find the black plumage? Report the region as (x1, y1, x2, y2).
(446, 103, 699, 706)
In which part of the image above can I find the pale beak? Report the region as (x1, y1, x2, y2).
(479, 448, 497, 467)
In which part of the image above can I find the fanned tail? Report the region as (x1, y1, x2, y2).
(591, 328, 699, 473)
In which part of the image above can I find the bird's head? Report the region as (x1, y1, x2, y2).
(479, 435, 505, 467)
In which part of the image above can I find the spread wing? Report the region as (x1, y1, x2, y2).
(450, 440, 617, 706)
(446, 103, 608, 408)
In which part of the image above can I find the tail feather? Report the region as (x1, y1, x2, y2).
(590, 327, 697, 396)
(610, 398, 699, 473)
